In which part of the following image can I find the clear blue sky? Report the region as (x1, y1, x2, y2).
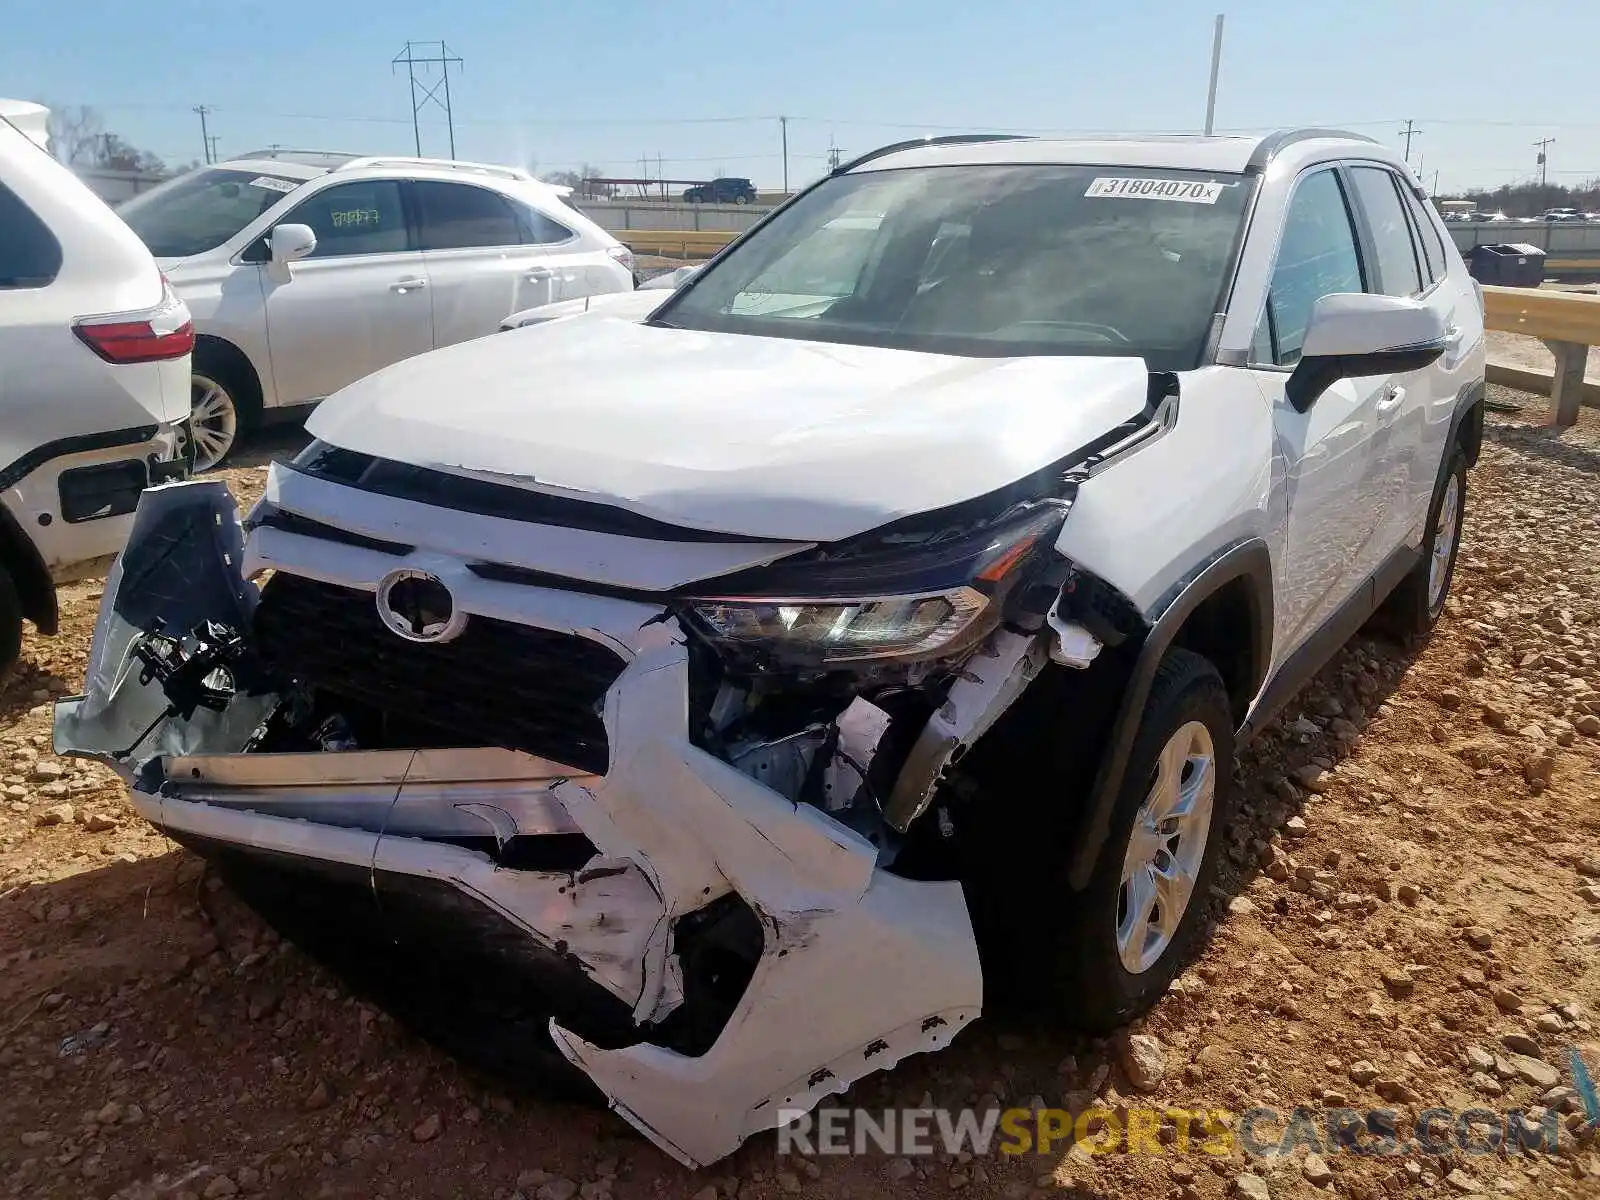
(7, 0, 1600, 195)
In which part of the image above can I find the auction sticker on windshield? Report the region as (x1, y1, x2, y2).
(249, 176, 298, 193)
(1085, 177, 1224, 203)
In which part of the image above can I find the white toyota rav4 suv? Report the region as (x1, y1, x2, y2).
(0, 101, 190, 673)
(58, 130, 1485, 1167)
(116, 152, 635, 469)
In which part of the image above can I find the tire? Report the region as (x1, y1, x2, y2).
(188, 351, 259, 472)
(1376, 446, 1467, 639)
(0, 565, 22, 676)
(970, 648, 1235, 1032)
(734, 194, 751, 205)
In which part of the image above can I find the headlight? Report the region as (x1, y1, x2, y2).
(691, 588, 989, 663)
(681, 502, 1068, 666)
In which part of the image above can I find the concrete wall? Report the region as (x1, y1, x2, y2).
(572, 200, 773, 234)
(1445, 221, 1600, 255)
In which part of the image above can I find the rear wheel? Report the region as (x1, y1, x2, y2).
(1377, 446, 1467, 638)
(0, 565, 22, 676)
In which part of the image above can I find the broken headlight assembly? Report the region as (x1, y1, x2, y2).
(680, 501, 1070, 667)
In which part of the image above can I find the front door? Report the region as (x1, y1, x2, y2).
(260, 178, 434, 406)
(1247, 166, 1388, 668)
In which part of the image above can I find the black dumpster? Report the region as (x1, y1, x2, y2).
(1465, 243, 1546, 287)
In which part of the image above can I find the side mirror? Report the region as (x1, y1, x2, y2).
(265, 223, 317, 281)
(1286, 292, 1448, 413)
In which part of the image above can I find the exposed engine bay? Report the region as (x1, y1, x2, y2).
(53, 393, 1160, 1165)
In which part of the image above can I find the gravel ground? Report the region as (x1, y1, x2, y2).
(1, 387, 1599, 1200)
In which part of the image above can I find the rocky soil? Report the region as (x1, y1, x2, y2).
(1, 390, 1598, 1200)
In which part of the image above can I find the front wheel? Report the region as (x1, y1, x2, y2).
(974, 648, 1235, 1032)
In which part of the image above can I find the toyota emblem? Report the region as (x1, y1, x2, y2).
(375, 569, 468, 643)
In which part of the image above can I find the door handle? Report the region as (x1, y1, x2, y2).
(523, 268, 553, 282)
(1376, 385, 1405, 416)
(390, 278, 427, 293)
(1444, 324, 1464, 346)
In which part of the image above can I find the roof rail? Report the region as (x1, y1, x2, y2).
(833, 132, 1034, 175)
(235, 149, 361, 162)
(336, 155, 534, 182)
(1245, 128, 1380, 172)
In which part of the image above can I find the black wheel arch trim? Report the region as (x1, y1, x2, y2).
(1065, 537, 1273, 890)
(1449, 378, 1485, 467)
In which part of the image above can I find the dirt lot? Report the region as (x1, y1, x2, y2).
(2, 390, 1599, 1200)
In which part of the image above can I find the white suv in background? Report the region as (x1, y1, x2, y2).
(117, 152, 636, 469)
(0, 100, 190, 673)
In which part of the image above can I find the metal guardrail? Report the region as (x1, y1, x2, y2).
(616, 229, 739, 259)
(1482, 286, 1600, 426)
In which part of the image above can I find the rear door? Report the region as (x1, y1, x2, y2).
(413, 180, 572, 346)
(1245, 166, 1388, 664)
(259, 178, 433, 405)
(1342, 164, 1441, 566)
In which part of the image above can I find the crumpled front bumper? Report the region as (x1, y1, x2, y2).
(54, 480, 982, 1168)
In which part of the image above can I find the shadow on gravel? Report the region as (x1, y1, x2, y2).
(0, 659, 71, 725)
(1485, 420, 1600, 474)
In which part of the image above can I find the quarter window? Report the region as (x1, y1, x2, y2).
(514, 204, 575, 245)
(1350, 167, 1423, 297)
(415, 182, 522, 250)
(0, 183, 62, 289)
(286, 181, 409, 258)
(1261, 169, 1365, 366)
(1402, 188, 1451, 287)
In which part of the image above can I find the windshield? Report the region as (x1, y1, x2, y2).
(656, 164, 1255, 369)
(118, 167, 306, 258)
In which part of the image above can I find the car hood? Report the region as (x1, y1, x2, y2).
(306, 320, 1154, 543)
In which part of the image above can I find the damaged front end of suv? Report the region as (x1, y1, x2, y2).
(51, 377, 1167, 1166)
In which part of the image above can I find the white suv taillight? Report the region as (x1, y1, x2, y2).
(73, 277, 195, 365)
(606, 244, 635, 273)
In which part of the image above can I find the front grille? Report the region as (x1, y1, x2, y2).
(252, 574, 626, 773)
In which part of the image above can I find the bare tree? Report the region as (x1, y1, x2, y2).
(46, 105, 103, 165)
(542, 164, 612, 197)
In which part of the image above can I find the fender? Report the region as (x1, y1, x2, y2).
(1065, 537, 1273, 890)
(1449, 378, 1485, 467)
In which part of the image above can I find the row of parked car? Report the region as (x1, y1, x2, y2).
(0, 99, 661, 671)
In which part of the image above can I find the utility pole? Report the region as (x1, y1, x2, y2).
(193, 105, 214, 164)
(1399, 119, 1420, 164)
(392, 41, 464, 159)
(780, 115, 789, 193)
(828, 137, 841, 172)
(1203, 15, 1224, 135)
(1534, 137, 1555, 188)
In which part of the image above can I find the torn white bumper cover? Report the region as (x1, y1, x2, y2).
(53, 480, 982, 1168)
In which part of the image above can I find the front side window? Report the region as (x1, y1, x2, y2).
(286, 181, 410, 258)
(655, 163, 1255, 370)
(1401, 186, 1451, 286)
(1263, 169, 1365, 366)
(0, 182, 62, 288)
(415, 181, 521, 250)
(118, 167, 302, 258)
(1349, 167, 1423, 297)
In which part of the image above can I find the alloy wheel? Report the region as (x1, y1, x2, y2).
(188, 373, 239, 472)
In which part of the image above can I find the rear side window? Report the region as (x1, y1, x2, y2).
(1349, 167, 1423, 297)
(1402, 189, 1452, 287)
(0, 182, 63, 289)
(415, 182, 521, 250)
(286, 181, 410, 258)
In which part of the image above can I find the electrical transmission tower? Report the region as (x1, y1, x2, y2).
(392, 41, 464, 159)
